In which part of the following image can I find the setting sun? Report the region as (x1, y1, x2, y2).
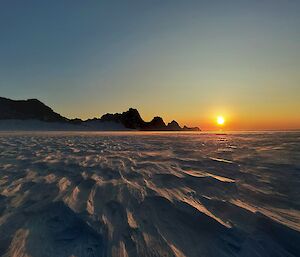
(217, 116, 225, 125)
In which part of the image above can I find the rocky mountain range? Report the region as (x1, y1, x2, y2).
(0, 97, 200, 131)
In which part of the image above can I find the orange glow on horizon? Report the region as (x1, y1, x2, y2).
(178, 116, 300, 131)
(73, 107, 300, 132)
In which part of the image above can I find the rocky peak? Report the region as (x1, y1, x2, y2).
(167, 120, 182, 130)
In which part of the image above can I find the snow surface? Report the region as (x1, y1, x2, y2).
(0, 131, 299, 257)
(0, 120, 127, 131)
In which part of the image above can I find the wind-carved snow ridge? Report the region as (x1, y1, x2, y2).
(0, 131, 299, 257)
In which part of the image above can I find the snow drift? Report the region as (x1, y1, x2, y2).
(0, 131, 299, 257)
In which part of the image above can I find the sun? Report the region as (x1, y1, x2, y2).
(217, 116, 225, 125)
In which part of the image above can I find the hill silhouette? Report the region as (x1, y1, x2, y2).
(0, 97, 68, 122)
(0, 97, 200, 131)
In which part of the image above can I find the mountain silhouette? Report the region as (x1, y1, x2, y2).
(98, 108, 200, 131)
(0, 97, 200, 131)
(0, 97, 68, 122)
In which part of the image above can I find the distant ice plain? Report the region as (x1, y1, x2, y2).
(0, 131, 299, 257)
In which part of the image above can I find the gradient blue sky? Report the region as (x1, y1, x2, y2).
(1, 1, 300, 129)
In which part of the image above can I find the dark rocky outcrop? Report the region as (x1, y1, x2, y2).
(0, 97, 68, 122)
(143, 117, 166, 130)
(182, 125, 201, 131)
(100, 108, 145, 129)
(98, 108, 200, 131)
(167, 120, 182, 130)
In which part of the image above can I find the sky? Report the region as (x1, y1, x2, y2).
(1, 1, 300, 130)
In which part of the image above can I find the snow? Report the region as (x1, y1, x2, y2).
(0, 131, 299, 257)
(0, 119, 127, 131)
